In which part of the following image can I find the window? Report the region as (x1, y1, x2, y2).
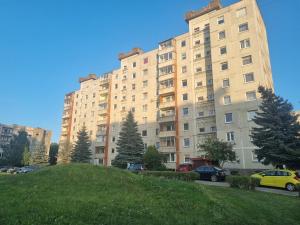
(181, 53, 187, 60)
(220, 46, 227, 55)
(142, 104, 147, 112)
(183, 107, 189, 116)
(184, 156, 191, 163)
(195, 40, 200, 46)
(181, 40, 186, 47)
(219, 31, 226, 40)
(208, 94, 214, 101)
(132, 95, 135, 102)
(196, 81, 203, 87)
(246, 91, 256, 101)
(195, 53, 201, 59)
(198, 96, 204, 102)
(142, 130, 147, 136)
(194, 27, 200, 33)
(226, 132, 235, 142)
(159, 65, 173, 76)
(236, 7, 247, 18)
(224, 95, 231, 105)
(183, 138, 190, 147)
(183, 123, 189, 131)
(225, 113, 233, 123)
(143, 69, 148, 76)
(244, 72, 254, 83)
(247, 110, 257, 121)
(122, 106, 126, 111)
(144, 57, 148, 64)
(240, 39, 250, 48)
(114, 96, 117, 99)
(222, 79, 230, 88)
(112, 148, 115, 154)
(143, 117, 147, 124)
(132, 62, 136, 67)
(115, 84, 118, 89)
(132, 73, 136, 79)
(198, 111, 204, 117)
(143, 80, 148, 87)
(242, 55, 252, 65)
(160, 136, 175, 147)
(182, 80, 187, 87)
(114, 104, 117, 109)
(182, 66, 187, 73)
(207, 79, 213, 85)
(199, 128, 205, 133)
(221, 62, 228, 70)
(159, 52, 173, 62)
(239, 23, 249, 32)
(143, 92, 148, 100)
(217, 16, 224, 24)
(196, 67, 202, 73)
(182, 93, 188, 101)
(211, 126, 217, 132)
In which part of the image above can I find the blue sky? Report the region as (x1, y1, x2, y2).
(0, 0, 299, 142)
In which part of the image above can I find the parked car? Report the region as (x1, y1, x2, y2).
(6, 168, 17, 174)
(127, 163, 144, 173)
(0, 167, 9, 173)
(177, 163, 193, 172)
(194, 166, 226, 182)
(251, 169, 300, 191)
(17, 167, 34, 174)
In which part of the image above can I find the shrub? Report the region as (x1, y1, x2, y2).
(230, 170, 240, 176)
(142, 171, 199, 182)
(226, 176, 260, 190)
(296, 184, 300, 197)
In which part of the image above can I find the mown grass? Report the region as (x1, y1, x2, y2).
(0, 164, 299, 225)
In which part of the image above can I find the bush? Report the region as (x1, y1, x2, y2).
(296, 184, 300, 197)
(142, 171, 199, 182)
(226, 176, 260, 190)
(230, 170, 240, 176)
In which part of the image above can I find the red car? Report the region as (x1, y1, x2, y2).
(177, 163, 193, 172)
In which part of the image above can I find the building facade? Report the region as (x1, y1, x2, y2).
(59, 0, 273, 169)
(0, 123, 52, 158)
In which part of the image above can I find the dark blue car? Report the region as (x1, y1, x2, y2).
(195, 166, 226, 182)
(127, 163, 144, 173)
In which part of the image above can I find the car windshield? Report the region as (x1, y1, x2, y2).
(214, 167, 222, 171)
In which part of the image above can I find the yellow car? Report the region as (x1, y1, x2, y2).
(251, 169, 300, 191)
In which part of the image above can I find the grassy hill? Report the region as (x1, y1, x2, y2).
(0, 164, 299, 225)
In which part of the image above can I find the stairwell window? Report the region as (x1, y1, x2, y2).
(219, 31, 226, 40)
(239, 23, 249, 32)
(242, 55, 252, 65)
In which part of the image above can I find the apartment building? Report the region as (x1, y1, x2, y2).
(0, 123, 52, 158)
(59, 0, 273, 169)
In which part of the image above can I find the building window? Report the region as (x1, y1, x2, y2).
(246, 91, 257, 101)
(247, 110, 257, 121)
(198, 96, 204, 102)
(182, 66, 187, 73)
(225, 113, 233, 123)
(196, 67, 202, 73)
(132, 95, 135, 101)
(159, 52, 173, 63)
(222, 79, 230, 88)
(159, 65, 173, 76)
(182, 80, 187, 87)
(198, 111, 204, 117)
(196, 81, 203, 87)
(181, 40, 186, 47)
(207, 79, 213, 85)
(115, 84, 118, 89)
(224, 95, 231, 105)
(183, 123, 189, 131)
(240, 39, 250, 48)
(219, 31, 226, 40)
(132, 62, 136, 67)
(244, 72, 254, 83)
(242, 55, 252, 65)
(199, 127, 205, 133)
(144, 57, 148, 64)
(131, 107, 135, 113)
(182, 93, 188, 101)
(183, 107, 189, 116)
(217, 16, 224, 24)
(194, 27, 200, 33)
(220, 46, 227, 55)
(195, 53, 201, 59)
(132, 73, 136, 79)
(143, 92, 148, 100)
(184, 155, 191, 163)
(236, 7, 247, 17)
(142, 104, 148, 112)
(112, 148, 115, 154)
(114, 104, 117, 109)
(226, 132, 235, 142)
(221, 62, 228, 70)
(239, 23, 249, 32)
(181, 53, 186, 60)
(142, 130, 147, 136)
(143, 69, 148, 76)
(143, 80, 148, 87)
(194, 40, 200, 46)
(183, 138, 190, 147)
(211, 126, 217, 132)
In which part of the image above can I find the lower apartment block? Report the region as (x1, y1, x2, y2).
(59, 0, 273, 170)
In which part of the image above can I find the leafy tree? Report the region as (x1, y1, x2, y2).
(22, 146, 31, 166)
(198, 137, 235, 167)
(143, 145, 166, 171)
(251, 86, 300, 167)
(71, 127, 92, 163)
(58, 140, 72, 164)
(49, 143, 59, 165)
(31, 144, 49, 166)
(3, 130, 29, 166)
(112, 111, 144, 168)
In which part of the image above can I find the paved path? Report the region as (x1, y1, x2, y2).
(195, 180, 299, 197)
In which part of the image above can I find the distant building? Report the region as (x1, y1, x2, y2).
(0, 123, 52, 159)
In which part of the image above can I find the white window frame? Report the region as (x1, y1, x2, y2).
(183, 138, 190, 148)
(225, 113, 233, 123)
(217, 16, 224, 25)
(246, 91, 257, 101)
(224, 95, 231, 105)
(222, 79, 230, 88)
(244, 72, 255, 83)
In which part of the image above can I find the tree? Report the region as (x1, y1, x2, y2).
(251, 86, 300, 168)
(143, 145, 166, 171)
(58, 140, 72, 164)
(198, 137, 236, 167)
(22, 146, 31, 166)
(71, 127, 92, 163)
(49, 143, 59, 165)
(31, 144, 49, 166)
(112, 111, 144, 168)
(3, 130, 29, 166)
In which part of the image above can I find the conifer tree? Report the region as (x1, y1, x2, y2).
(31, 144, 49, 165)
(58, 140, 72, 164)
(251, 86, 300, 167)
(112, 111, 144, 168)
(71, 127, 92, 163)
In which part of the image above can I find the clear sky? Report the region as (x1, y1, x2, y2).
(0, 0, 299, 143)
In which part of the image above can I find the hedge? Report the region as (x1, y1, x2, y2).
(141, 171, 199, 182)
(226, 175, 260, 190)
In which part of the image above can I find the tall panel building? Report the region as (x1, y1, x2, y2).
(59, 0, 273, 169)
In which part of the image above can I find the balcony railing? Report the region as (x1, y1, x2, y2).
(159, 101, 175, 109)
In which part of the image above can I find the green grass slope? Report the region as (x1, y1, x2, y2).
(0, 164, 299, 225)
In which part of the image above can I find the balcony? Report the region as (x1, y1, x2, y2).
(99, 109, 107, 116)
(158, 146, 176, 153)
(99, 98, 108, 104)
(159, 130, 176, 137)
(96, 129, 106, 136)
(197, 100, 214, 106)
(158, 114, 175, 123)
(98, 119, 107, 125)
(95, 140, 105, 147)
(62, 113, 71, 119)
(61, 130, 68, 136)
(159, 86, 174, 95)
(159, 101, 175, 109)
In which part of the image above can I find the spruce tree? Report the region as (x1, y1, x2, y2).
(58, 140, 72, 164)
(251, 86, 300, 167)
(71, 127, 92, 163)
(112, 111, 144, 168)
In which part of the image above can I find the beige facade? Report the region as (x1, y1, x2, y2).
(59, 0, 274, 169)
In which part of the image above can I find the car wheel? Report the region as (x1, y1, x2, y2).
(211, 175, 217, 182)
(286, 183, 295, 192)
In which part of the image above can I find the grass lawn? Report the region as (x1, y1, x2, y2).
(0, 164, 299, 225)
